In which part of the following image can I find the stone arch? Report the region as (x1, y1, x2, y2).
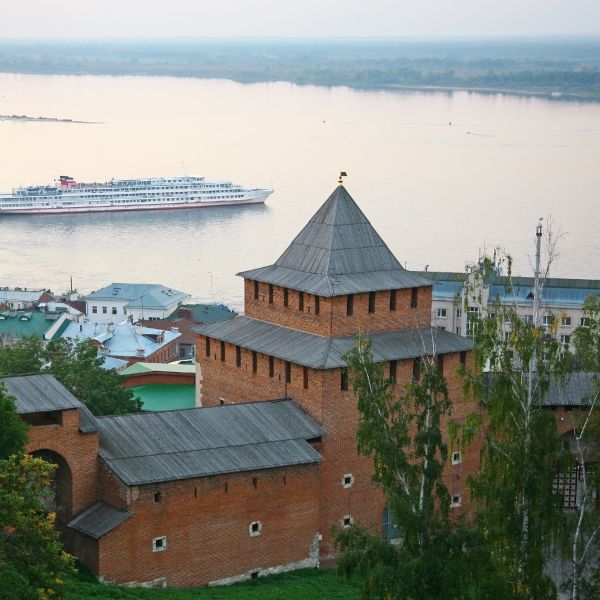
(30, 449, 73, 528)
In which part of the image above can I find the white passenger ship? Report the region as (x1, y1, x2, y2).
(0, 175, 273, 215)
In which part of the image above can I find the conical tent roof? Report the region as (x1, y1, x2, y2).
(239, 186, 431, 297)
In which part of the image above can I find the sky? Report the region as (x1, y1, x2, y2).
(1, 0, 600, 39)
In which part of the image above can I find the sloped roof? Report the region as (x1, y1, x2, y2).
(84, 283, 188, 308)
(3, 373, 82, 414)
(239, 186, 431, 296)
(95, 400, 324, 485)
(68, 502, 131, 539)
(195, 316, 473, 369)
(121, 362, 195, 376)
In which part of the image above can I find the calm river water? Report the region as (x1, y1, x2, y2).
(0, 73, 599, 309)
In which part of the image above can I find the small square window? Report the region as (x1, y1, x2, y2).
(92, 306, 97, 314)
(451, 451, 462, 465)
(450, 495, 461, 508)
(561, 316, 572, 326)
(111, 306, 117, 315)
(152, 536, 167, 552)
(342, 474, 354, 488)
(102, 306, 107, 314)
(249, 521, 262, 537)
(341, 515, 353, 528)
(436, 308, 447, 318)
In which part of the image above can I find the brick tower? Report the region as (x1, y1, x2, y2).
(196, 184, 472, 557)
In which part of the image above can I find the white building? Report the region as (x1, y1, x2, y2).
(422, 269, 599, 352)
(84, 283, 190, 324)
(0, 287, 52, 310)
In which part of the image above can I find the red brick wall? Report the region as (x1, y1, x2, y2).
(244, 280, 432, 336)
(25, 408, 99, 518)
(122, 372, 195, 387)
(98, 465, 321, 587)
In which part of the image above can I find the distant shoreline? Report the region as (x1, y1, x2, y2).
(0, 114, 99, 124)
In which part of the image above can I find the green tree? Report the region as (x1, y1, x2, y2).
(46, 338, 142, 416)
(0, 335, 45, 376)
(336, 336, 509, 599)
(465, 303, 568, 599)
(0, 393, 75, 599)
(573, 293, 600, 371)
(0, 383, 29, 459)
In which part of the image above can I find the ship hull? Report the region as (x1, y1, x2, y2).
(0, 196, 268, 216)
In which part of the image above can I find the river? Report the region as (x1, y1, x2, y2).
(0, 73, 598, 309)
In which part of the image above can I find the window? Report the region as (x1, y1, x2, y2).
(252, 351, 257, 373)
(390, 289, 397, 311)
(437, 354, 444, 376)
(253, 280, 259, 300)
(412, 357, 421, 381)
(153, 491, 161, 503)
(560, 334, 571, 347)
(382, 505, 399, 540)
(341, 515, 353, 528)
(285, 361, 291, 384)
(456, 308, 462, 318)
(102, 306, 107, 314)
(342, 474, 354, 488)
(368, 291, 376, 313)
(283, 288, 289, 307)
(303, 366, 309, 389)
(460, 351, 467, 367)
(205, 337, 211, 358)
(236, 346, 241, 367)
(299, 291, 304, 312)
(543, 315, 555, 326)
(580, 317, 590, 327)
(112, 306, 117, 315)
(347, 294, 354, 316)
(410, 288, 418, 309)
(249, 521, 262, 537)
(220, 341, 225, 362)
(561, 316, 572, 326)
(152, 536, 167, 552)
(452, 451, 462, 465)
(450, 495, 462, 508)
(314, 295, 320, 315)
(389, 360, 397, 382)
(522, 315, 534, 324)
(341, 369, 349, 391)
(268, 284, 273, 304)
(92, 306, 97, 314)
(436, 308, 447, 318)
(269, 356, 274, 378)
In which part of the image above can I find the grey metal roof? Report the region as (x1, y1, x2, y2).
(543, 372, 598, 407)
(239, 186, 431, 296)
(96, 400, 324, 486)
(195, 316, 473, 369)
(68, 502, 131, 539)
(2, 373, 82, 414)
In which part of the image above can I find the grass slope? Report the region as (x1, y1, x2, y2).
(66, 568, 359, 600)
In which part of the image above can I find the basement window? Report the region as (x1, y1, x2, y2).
(341, 515, 353, 528)
(249, 521, 262, 537)
(451, 451, 462, 465)
(451, 495, 462, 508)
(342, 474, 354, 489)
(152, 536, 167, 552)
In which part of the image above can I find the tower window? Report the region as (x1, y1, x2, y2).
(390, 289, 397, 311)
(152, 536, 167, 552)
(437, 354, 444, 376)
(205, 337, 211, 358)
(236, 346, 241, 367)
(253, 280, 259, 300)
(220, 341, 225, 362)
(303, 366, 309, 389)
(389, 360, 397, 382)
(368, 291, 376, 313)
(252, 351, 257, 373)
(412, 357, 421, 381)
(460, 351, 467, 366)
(299, 291, 304, 312)
(314, 295, 320, 315)
(268, 284, 273, 304)
(283, 288, 289, 307)
(347, 294, 354, 316)
(341, 369, 349, 391)
(249, 521, 262, 537)
(411, 288, 418, 309)
(285, 361, 291, 384)
(269, 355, 274, 378)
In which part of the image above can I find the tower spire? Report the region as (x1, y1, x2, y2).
(338, 171, 347, 186)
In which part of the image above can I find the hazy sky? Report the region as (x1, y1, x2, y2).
(1, 0, 600, 39)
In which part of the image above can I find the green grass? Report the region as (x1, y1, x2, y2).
(65, 567, 360, 600)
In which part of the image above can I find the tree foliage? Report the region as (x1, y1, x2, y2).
(573, 293, 600, 371)
(0, 383, 29, 460)
(0, 336, 142, 416)
(336, 335, 509, 599)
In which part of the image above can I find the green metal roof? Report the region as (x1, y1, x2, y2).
(131, 384, 196, 412)
(0, 311, 57, 341)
